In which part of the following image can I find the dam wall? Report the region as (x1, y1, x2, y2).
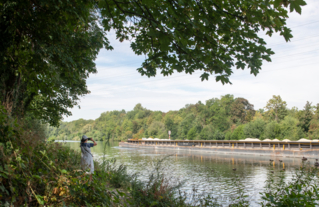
(119, 140, 319, 158)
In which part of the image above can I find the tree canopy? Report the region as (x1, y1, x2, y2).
(99, 0, 306, 83)
(1, 0, 111, 125)
(265, 95, 287, 122)
(1, 0, 306, 126)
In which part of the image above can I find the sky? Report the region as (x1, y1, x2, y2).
(64, 0, 319, 122)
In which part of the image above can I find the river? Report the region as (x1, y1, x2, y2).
(57, 140, 316, 206)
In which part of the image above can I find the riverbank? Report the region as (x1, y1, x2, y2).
(0, 118, 215, 207)
(0, 138, 196, 206)
(3, 135, 319, 206)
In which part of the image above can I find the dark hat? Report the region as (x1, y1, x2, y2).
(81, 135, 89, 142)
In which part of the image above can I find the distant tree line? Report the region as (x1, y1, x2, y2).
(47, 95, 319, 141)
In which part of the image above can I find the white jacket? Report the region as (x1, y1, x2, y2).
(80, 143, 94, 174)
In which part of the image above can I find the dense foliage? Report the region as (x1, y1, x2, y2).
(0, 0, 110, 126)
(99, 0, 306, 83)
(48, 95, 319, 141)
(0, 105, 112, 206)
(1, 0, 306, 127)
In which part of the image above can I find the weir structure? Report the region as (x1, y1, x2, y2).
(120, 139, 319, 158)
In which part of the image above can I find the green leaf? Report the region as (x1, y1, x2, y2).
(116, 189, 126, 197)
(290, 0, 307, 14)
(35, 195, 44, 205)
(274, 0, 282, 8)
(60, 169, 68, 174)
(150, 201, 159, 206)
(32, 175, 41, 179)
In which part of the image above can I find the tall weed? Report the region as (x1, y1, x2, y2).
(103, 158, 134, 189)
(129, 156, 186, 207)
(260, 160, 319, 206)
(0, 105, 115, 206)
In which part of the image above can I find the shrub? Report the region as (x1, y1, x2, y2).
(231, 125, 245, 140)
(148, 121, 166, 138)
(244, 118, 266, 139)
(264, 121, 281, 139)
(129, 157, 186, 207)
(103, 158, 134, 189)
(225, 131, 232, 140)
(187, 127, 197, 140)
(279, 116, 304, 140)
(260, 161, 319, 206)
(199, 125, 215, 140)
(213, 129, 225, 140)
(124, 131, 133, 139)
(0, 105, 116, 206)
(308, 119, 319, 139)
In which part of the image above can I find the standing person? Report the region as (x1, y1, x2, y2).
(80, 135, 97, 175)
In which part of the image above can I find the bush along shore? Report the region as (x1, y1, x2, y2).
(2, 106, 319, 206)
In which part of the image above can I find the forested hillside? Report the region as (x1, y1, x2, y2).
(47, 94, 319, 141)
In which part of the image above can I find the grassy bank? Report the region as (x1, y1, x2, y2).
(0, 135, 212, 206)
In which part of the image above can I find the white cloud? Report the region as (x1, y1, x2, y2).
(64, 1, 319, 121)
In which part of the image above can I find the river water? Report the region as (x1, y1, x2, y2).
(58, 140, 316, 206)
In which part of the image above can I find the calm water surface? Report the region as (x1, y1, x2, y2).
(58, 140, 316, 206)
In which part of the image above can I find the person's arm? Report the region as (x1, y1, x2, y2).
(91, 138, 97, 146)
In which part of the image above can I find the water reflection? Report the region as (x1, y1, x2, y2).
(59, 141, 316, 206)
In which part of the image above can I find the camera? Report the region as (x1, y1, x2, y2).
(88, 138, 91, 141)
